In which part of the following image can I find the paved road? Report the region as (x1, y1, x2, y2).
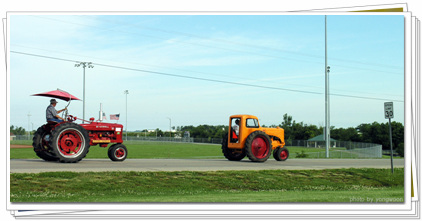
(10, 158, 404, 173)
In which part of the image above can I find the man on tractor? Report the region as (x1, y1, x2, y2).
(46, 99, 67, 123)
(233, 119, 240, 136)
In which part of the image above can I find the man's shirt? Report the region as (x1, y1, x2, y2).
(46, 104, 58, 121)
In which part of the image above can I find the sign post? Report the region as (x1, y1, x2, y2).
(384, 102, 394, 174)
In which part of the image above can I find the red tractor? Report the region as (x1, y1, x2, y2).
(31, 89, 127, 163)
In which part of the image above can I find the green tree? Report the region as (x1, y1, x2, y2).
(331, 127, 360, 142)
(10, 125, 26, 135)
(281, 113, 295, 141)
(156, 128, 164, 137)
(356, 121, 404, 151)
(280, 114, 322, 141)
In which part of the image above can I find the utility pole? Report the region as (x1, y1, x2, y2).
(167, 117, 172, 137)
(75, 62, 94, 121)
(27, 112, 31, 140)
(124, 90, 129, 141)
(325, 15, 331, 158)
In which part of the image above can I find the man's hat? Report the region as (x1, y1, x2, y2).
(50, 99, 58, 104)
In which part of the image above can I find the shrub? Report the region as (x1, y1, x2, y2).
(295, 150, 308, 158)
(396, 143, 404, 157)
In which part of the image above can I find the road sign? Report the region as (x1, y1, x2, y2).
(384, 102, 394, 174)
(384, 102, 394, 119)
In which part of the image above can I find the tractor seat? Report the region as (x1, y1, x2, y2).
(47, 121, 59, 125)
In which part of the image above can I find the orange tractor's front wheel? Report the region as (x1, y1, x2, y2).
(273, 147, 289, 161)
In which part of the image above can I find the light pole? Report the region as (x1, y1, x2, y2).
(167, 117, 171, 137)
(124, 90, 129, 141)
(324, 15, 330, 158)
(75, 62, 94, 121)
(27, 112, 31, 140)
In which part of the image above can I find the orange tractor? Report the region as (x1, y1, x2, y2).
(222, 114, 289, 162)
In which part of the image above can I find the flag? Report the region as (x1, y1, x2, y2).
(110, 114, 120, 120)
(102, 112, 107, 120)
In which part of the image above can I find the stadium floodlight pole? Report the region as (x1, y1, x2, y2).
(75, 62, 94, 121)
(124, 90, 129, 141)
(325, 15, 330, 158)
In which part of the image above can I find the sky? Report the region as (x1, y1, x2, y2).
(8, 13, 405, 132)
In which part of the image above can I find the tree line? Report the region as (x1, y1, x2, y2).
(10, 126, 27, 135)
(10, 113, 404, 156)
(278, 114, 404, 156)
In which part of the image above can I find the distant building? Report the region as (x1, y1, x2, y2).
(10, 132, 16, 141)
(307, 135, 337, 148)
(184, 131, 190, 138)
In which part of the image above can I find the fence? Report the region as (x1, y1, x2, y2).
(12, 135, 383, 158)
(302, 146, 383, 159)
(286, 139, 383, 158)
(122, 136, 222, 144)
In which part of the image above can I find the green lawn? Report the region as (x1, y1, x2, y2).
(11, 141, 399, 159)
(10, 141, 404, 203)
(10, 168, 404, 203)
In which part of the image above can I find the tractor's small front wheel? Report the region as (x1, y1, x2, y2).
(245, 131, 272, 162)
(108, 144, 128, 161)
(273, 147, 289, 161)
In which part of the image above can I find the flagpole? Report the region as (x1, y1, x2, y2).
(99, 103, 103, 122)
(124, 90, 129, 141)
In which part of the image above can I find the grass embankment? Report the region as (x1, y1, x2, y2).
(10, 168, 404, 203)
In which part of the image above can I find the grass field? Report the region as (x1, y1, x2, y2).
(10, 140, 400, 159)
(9, 141, 404, 203)
(10, 168, 404, 203)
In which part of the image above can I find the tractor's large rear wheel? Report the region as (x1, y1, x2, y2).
(49, 123, 90, 163)
(245, 131, 272, 162)
(32, 126, 58, 161)
(221, 133, 246, 161)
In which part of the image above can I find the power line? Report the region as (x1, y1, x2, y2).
(10, 50, 404, 102)
(30, 15, 404, 75)
(12, 43, 404, 99)
(78, 15, 403, 71)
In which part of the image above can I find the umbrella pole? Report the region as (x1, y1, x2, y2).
(57, 88, 72, 121)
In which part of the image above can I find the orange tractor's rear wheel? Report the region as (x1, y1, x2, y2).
(221, 133, 246, 161)
(245, 131, 272, 162)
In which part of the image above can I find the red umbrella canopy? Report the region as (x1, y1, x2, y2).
(32, 89, 80, 102)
